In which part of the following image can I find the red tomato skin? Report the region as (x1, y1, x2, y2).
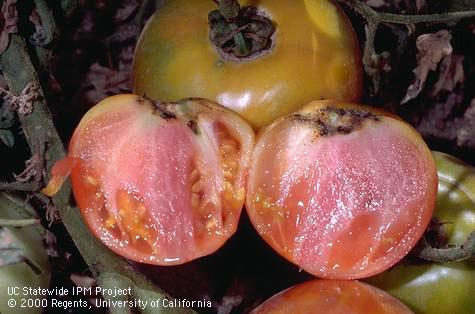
(251, 280, 414, 314)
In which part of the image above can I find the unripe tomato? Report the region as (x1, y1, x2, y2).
(246, 100, 437, 279)
(0, 194, 51, 314)
(43, 95, 255, 265)
(366, 152, 475, 314)
(132, 0, 363, 129)
(251, 279, 414, 314)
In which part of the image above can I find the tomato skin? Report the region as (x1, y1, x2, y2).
(132, 0, 363, 129)
(50, 95, 254, 265)
(246, 100, 437, 279)
(366, 151, 475, 314)
(251, 280, 413, 314)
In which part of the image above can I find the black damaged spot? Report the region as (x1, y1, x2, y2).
(290, 106, 381, 137)
(187, 118, 199, 135)
(152, 100, 177, 120)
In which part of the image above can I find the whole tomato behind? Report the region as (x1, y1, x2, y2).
(132, 0, 363, 129)
(366, 151, 475, 314)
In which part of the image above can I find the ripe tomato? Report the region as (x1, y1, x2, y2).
(246, 100, 437, 279)
(251, 279, 413, 314)
(366, 151, 475, 314)
(43, 95, 255, 265)
(132, 0, 363, 129)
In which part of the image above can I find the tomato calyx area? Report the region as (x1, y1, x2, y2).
(209, 0, 275, 61)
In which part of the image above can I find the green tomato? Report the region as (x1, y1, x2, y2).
(366, 151, 475, 314)
(0, 193, 51, 314)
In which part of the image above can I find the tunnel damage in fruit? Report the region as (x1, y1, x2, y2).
(290, 106, 381, 137)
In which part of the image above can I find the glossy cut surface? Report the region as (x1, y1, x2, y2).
(367, 152, 475, 314)
(47, 95, 254, 265)
(246, 101, 437, 279)
(132, 0, 362, 129)
(251, 280, 414, 314)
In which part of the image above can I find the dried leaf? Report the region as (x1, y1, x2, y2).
(402, 30, 453, 104)
(83, 63, 130, 103)
(415, 0, 426, 11)
(456, 99, 475, 148)
(431, 54, 465, 96)
(29, 9, 46, 46)
(114, 0, 139, 22)
(0, 0, 18, 54)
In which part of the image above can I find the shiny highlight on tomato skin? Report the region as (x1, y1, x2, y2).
(246, 100, 437, 279)
(44, 94, 255, 265)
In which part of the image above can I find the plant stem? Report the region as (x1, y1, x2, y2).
(344, 0, 475, 24)
(338, 0, 475, 83)
(0, 218, 39, 227)
(417, 231, 475, 263)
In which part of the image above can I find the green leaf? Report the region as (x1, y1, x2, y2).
(0, 129, 14, 147)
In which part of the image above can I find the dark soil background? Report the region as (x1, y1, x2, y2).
(2, 0, 474, 313)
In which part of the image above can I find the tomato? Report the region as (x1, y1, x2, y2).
(366, 151, 475, 314)
(251, 279, 413, 314)
(246, 100, 437, 279)
(0, 193, 51, 314)
(43, 94, 255, 265)
(132, 0, 363, 129)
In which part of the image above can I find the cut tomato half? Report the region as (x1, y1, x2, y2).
(246, 100, 437, 279)
(44, 95, 254, 265)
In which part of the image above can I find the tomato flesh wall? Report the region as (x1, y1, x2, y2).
(251, 280, 414, 314)
(53, 95, 254, 265)
(246, 101, 437, 279)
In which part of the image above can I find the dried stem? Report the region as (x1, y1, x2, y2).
(338, 0, 475, 85)
(417, 231, 475, 263)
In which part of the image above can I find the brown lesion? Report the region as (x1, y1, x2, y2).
(290, 106, 381, 137)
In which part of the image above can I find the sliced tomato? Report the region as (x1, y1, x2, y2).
(45, 95, 254, 265)
(251, 280, 413, 314)
(246, 100, 437, 279)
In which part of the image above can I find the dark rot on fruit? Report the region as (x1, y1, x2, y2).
(246, 100, 437, 279)
(251, 280, 414, 314)
(43, 95, 255, 265)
